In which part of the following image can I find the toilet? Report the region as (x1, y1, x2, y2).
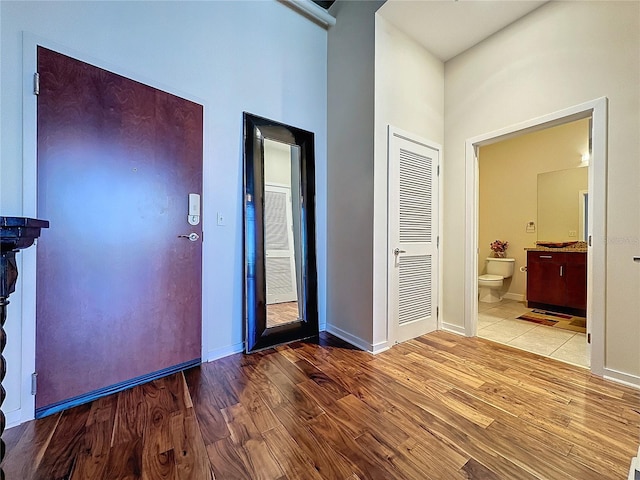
(478, 257, 515, 303)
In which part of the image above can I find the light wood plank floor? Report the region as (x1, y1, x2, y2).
(3, 331, 639, 479)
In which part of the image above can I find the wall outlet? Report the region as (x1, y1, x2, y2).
(568, 230, 577, 237)
(217, 212, 225, 226)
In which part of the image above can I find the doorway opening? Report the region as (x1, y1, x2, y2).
(464, 98, 607, 376)
(476, 118, 590, 367)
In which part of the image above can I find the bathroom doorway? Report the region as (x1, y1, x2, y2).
(476, 118, 590, 367)
(463, 98, 607, 376)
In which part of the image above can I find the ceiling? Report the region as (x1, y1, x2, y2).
(377, 0, 547, 62)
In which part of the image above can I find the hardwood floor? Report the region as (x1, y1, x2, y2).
(3, 331, 639, 479)
(266, 301, 300, 327)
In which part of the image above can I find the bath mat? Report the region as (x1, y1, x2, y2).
(517, 309, 587, 334)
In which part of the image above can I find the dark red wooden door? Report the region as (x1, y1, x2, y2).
(35, 47, 203, 414)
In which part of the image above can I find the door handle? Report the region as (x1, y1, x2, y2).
(394, 248, 406, 256)
(178, 233, 200, 242)
(634, 256, 640, 263)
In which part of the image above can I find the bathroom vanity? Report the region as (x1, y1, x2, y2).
(526, 248, 587, 316)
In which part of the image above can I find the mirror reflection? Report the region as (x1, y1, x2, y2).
(537, 167, 588, 242)
(263, 139, 303, 327)
(243, 112, 318, 353)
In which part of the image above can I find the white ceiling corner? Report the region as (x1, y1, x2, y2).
(378, 0, 548, 62)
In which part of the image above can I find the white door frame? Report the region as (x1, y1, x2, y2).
(387, 125, 443, 346)
(464, 97, 607, 376)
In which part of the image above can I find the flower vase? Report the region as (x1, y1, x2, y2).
(494, 251, 506, 258)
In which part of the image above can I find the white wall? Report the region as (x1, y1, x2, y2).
(444, 2, 640, 378)
(264, 139, 293, 186)
(326, 0, 382, 349)
(0, 0, 327, 424)
(373, 14, 444, 347)
(326, 1, 443, 352)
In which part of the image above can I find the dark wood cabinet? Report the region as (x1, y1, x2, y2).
(526, 251, 587, 316)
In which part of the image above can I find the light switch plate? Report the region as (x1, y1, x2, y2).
(217, 212, 225, 226)
(526, 221, 536, 233)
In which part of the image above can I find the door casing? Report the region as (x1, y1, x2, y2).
(464, 97, 607, 376)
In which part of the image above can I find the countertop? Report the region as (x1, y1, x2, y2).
(525, 241, 587, 253)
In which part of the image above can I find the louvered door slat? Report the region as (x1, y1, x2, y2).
(398, 256, 432, 325)
(266, 257, 294, 296)
(399, 148, 432, 244)
(388, 127, 439, 344)
(265, 190, 290, 250)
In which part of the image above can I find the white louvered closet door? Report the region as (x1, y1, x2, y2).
(264, 184, 298, 304)
(388, 127, 439, 344)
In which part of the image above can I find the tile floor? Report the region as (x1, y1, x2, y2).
(477, 299, 589, 368)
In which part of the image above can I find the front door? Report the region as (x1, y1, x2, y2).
(388, 126, 440, 344)
(35, 47, 203, 416)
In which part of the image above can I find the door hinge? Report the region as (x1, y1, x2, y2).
(436, 306, 439, 318)
(588, 235, 592, 247)
(34, 72, 40, 95)
(437, 164, 440, 176)
(31, 372, 37, 395)
(437, 236, 440, 248)
(587, 333, 591, 344)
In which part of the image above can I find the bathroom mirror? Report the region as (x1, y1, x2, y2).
(537, 167, 588, 242)
(243, 112, 318, 352)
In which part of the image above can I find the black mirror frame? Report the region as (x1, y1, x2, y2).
(243, 112, 318, 353)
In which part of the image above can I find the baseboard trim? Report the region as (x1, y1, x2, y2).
(441, 322, 466, 336)
(603, 368, 640, 390)
(325, 324, 381, 353)
(205, 342, 245, 362)
(371, 341, 390, 354)
(5, 409, 22, 430)
(503, 292, 525, 302)
(35, 358, 201, 419)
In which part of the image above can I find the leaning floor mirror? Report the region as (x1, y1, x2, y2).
(243, 112, 318, 353)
